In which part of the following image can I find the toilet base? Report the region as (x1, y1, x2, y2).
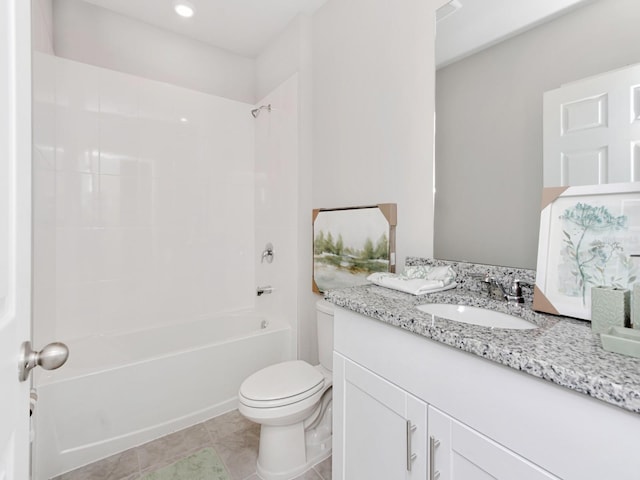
(255, 417, 332, 480)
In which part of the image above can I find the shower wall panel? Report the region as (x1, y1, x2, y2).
(254, 74, 300, 359)
(33, 53, 57, 346)
(35, 53, 256, 343)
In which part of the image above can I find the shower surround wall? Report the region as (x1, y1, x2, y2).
(254, 74, 300, 358)
(34, 52, 257, 345)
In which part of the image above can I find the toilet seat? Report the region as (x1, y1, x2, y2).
(239, 360, 325, 409)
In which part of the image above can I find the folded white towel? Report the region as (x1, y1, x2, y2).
(402, 265, 457, 284)
(367, 272, 457, 295)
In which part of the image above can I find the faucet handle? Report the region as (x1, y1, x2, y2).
(510, 280, 523, 296)
(470, 272, 492, 282)
(509, 279, 533, 297)
(261, 243, 274, 264)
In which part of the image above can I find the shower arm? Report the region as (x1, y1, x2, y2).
(251, 104, 272, 118)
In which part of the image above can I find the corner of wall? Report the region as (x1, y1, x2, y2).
(32, 0, 55, 54)
(255, 14, 305, 102)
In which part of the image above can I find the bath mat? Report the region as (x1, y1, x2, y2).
(140, 447, 230, 480)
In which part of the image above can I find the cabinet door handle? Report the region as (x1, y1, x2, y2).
(429, 435, 441, 480)
(406, 420, 417, 471)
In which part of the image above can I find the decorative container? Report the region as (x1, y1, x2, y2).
(591, 287, 630, 334)
(601, 326, 640, 359)
(633, 283, 640, 330)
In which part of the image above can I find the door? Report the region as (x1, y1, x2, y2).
(333, 354, 427, 480)
(543, 62, 640, 186)
(0, 0, 33, 479)
(428, 406, 559, 480)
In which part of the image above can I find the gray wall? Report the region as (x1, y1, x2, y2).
(434, 0, 640, 269)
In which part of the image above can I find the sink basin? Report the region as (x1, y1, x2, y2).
(416, 304, 537, 330)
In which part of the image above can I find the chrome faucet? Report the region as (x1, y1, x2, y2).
(473, 273, 527, 304)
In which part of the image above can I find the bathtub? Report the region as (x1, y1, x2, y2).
(33, 312, 291, 479)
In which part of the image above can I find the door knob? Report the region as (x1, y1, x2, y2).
(18, 341, 69, 382)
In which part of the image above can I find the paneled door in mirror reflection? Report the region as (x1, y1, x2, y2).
(544, 62, 640, 187)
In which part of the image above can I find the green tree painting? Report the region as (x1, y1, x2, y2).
(374, 233, 389, 260)
(335, 234, 344, 256)
(313, 229, 389, 277)
(312, 206, 394, 292)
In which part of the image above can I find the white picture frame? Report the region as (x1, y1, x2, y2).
(534, 182, 640, 320)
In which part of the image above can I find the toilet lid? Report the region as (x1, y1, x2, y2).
(240, 360, 324, 403)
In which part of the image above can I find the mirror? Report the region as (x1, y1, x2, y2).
(433, 0, 640, 269)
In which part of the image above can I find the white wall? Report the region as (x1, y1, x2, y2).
(34, 55, 256, 343)
(435, 0, 640, 269)
(32, 0, 54, 54)
(256, 0, 441, 363)
(255, 16, 305, 102)
(312, 0, 438, 270)
(256, 0, 442, 363)
(52, 0, 256, 103)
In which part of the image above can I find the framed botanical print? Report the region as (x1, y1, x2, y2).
(534, 183, 640, 320)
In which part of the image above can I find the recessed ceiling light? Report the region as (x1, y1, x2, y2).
(173, 0, 195, 18)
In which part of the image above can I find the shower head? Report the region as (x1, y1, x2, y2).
(251, 104, 272, 118)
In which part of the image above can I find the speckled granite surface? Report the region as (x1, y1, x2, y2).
(325, 259, 640, 414)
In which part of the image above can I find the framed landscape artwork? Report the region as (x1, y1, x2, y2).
(534, 183, 640, 320)
(312, 204, 397, 293)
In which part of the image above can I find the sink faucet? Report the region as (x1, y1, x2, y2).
(473, 273, 527, 304)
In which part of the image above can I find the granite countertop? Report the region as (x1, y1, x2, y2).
(324, 260, 640, 415)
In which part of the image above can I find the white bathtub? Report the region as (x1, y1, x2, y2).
(33, 312, 291, 479)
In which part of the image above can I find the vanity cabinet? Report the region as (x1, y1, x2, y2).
(428, 406, 558, 480)
(332, 306, 640, 480)
(334, 354, 427, 479)
(334, 352, 558, 480)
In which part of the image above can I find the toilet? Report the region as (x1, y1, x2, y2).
(238, 299, 334, 480)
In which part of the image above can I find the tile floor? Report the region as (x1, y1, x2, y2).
(52, 410, 332, 480)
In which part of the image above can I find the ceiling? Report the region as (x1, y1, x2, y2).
(81, 0, 327, 58)
(436, 0, 595, 68)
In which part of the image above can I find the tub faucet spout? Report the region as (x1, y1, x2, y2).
(256, 285, 273, 296)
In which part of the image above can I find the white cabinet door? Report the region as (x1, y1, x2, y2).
(428, 406, 559, 480)
(543, 62, 640, 186)
(333, 354, 427, 480)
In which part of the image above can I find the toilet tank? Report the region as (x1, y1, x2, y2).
(316, 299, 334, 371)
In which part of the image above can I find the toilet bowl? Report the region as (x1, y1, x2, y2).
(238, 300, 334, 480)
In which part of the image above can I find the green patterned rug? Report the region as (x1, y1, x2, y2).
(140, 447, 230, 480)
